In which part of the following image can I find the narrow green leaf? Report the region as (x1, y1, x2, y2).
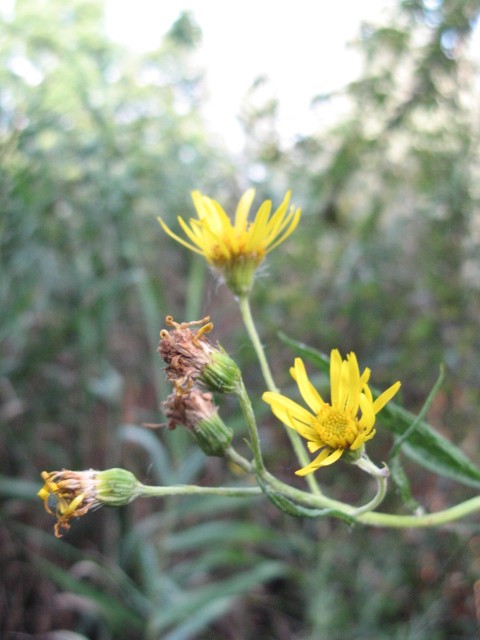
(389, 455, 422, 513)
(0, 475, 40, 500)
(164, 520, 274, 552)
(34, 557, 144, 632)
(278, 332, 480, 488)
(161, 596, 235, 640)
(149, 561, 286, 635)
(118, 424, 173, 484)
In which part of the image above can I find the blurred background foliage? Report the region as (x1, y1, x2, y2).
(1, 0, 480, 638)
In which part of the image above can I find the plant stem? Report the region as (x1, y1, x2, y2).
(237, 294, 278, 392)
(351, 474, 389, 516)
(258, 467, 480, 528)
(357, 495, 480, 528)
(236, 378, 266, 474)
(225, 445, 253, 474)
(136, 472, 480, 528)
(138, 483, 261, 499)
(237, 294, 322, 495)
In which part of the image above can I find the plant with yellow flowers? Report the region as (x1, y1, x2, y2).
(39, 187, 480, 537)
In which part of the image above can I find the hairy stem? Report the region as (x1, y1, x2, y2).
(138, 483, 261, 499)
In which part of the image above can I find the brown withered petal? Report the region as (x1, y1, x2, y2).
(158, 316, 215, 393)
(162, 388, 217, 431)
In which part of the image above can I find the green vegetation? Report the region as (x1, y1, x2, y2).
(2, 0, 480, 638)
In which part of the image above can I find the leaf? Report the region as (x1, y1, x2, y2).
(0, 475, 40, 500)
(265, 490, 356, 523)
(118, 424, 173, 484)
(34, 557, 144, 633)
(163, 520, 274, 552)
(149, 561, 287, 636)
(278, 332, 480, 489)
(256, 474, 356, 523)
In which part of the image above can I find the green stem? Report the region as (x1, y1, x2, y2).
(237, 294, 322, 495)
(357, 496, 480, 528)
(225, 445, 253, 474)
(236, 378, 266, 473)
(138, 483, 261, 499)
(260, 469, 357, 513)
(258, 469, 480, 528)
(135, 473, 480, 528)
(351, 474, 388, 516)
(237, 294, 277, 392)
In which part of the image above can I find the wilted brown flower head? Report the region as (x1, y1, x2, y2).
(38, 468, 140, 537)
(38, 469, 98, 537)
(158, 316, 215, 393)
(162, 387, 233, 456)
(162, 388, 217, 431)
(158, 316, 241, 394)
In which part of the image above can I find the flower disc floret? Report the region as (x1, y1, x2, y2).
(262, 350, 401, 476)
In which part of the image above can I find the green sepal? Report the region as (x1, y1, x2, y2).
(193, 414, 233, 456)
(202, 349, 242, 394)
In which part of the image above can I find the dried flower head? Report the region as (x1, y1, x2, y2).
(162, 387, 217, 430)
(38, 468, 140, 537)
(158, 316, 241, 394)
(162, 388, 233, 455)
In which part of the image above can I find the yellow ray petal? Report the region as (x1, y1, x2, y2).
(318, 447, 344, 466)
(157, 217, 205, 255)
(264, 191, 291, 236)
(294, 447, 344, 476)
(373, 381, 401, 414)
(177, 216, 207, 249)
(262, 391, 314, 425)
(358, 393, 375, 431)
(265, 207, 301, 253)
(291, 358, 323, 414)
(307, 440, 326, 453)
(245, 200, 272, 252)
(234, 188, 255, 231)
(329, 349, 342, 406)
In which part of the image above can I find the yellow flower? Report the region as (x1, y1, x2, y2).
(158, 189, 301, 294)
(263, 350, 401, 476)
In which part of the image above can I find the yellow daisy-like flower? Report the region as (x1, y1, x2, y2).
(263, 350, 401, 476)
(158, 189, 301, 295)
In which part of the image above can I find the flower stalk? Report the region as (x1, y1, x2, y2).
(237, 294, 323, 496)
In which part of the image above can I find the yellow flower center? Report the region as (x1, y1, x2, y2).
(313, 405, 360, 449)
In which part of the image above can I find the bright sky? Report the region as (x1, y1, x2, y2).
(105, 1, 394, 149)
